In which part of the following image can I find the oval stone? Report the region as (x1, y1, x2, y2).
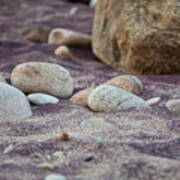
(88, 85, 148, 112)
(0, 82, 32, 121)
(11, 62, 74, 98)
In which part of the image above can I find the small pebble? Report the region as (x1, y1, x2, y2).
(83, 156, 94, 162)
(70, 88, 91, 106)
(3, 144, 14, 154)
(90, 0, 97, 7)
(55, 45, 74, 58)
(11, 62, 74, 98)
(39, 163, 54, 170)
(48, 28, 91, 48)
(146, 97, 161, 106)
(53, 151, 65, 158)
(58, 133, 69, 141)
(22, 26, 48, 43)
(166, 99, 180, 116)
(88, 85, 148, 112)
(45, 174, 66, 180)
(27, 93, 59, 105)
(69, 7, 78, 15)
(104, 75, 143, 95)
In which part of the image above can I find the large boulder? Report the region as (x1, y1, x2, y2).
(93, 0, 180, 75)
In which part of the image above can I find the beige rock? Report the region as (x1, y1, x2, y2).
(48, 28, 91, 48)
(104, 75, 143, 95)
(93, 0, 180, 75)
(166, 99, 180, 116)
(11, 62, 74, 98)
(22, 26, 48, 43)
(55, 45, 74, 58)
(70, 88, 91, 106)
(0, 74, 6, 83)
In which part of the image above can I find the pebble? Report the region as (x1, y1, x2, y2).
(104, 75, 143, 95)
(0, 74, 6, 83)
(70, 88, 91, 106)
(3, 144, 14, 154)
(27, 93, 59, 105)
(90, 0, 97, 7)
(58, 133, 69, 141)
(83, 156, 94, 162)
(22, 26, 48, 43)
(45, 174, 66, 180)
(52, 151, 65, 158)
(88, 85, 148, 112)
(11, 62, 74, 98)
(146, 97, 161, 106)
(48, 28, 91, 48)
(69, 7, 78, 15)
(0, 82, 32, 121)
(55, 45, 74, 58)
(166, 99, 180, 116)
(39, 163, 54, 170)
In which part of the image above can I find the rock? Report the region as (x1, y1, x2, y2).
(39, 163, 54, 170)
(55, 45, 74, 58)
(11, 62, 74, 98)
(93, 0, 180, 75)
(48, 28, 91, 48)
(70, 88, 91, 106)
(104, 75, 143, 95)
(52, 151, 65, 158)
(90, 0, 97, 7)
(69, 7, 78, 16)
(45, 174, 66, 180)
(0, 82, 32, 121)
(166, 99, 180, 116)
(146, 97, 161, 106)
(27, 93, 59, 105)
(22, 26, 48, 43)
(3, 144, 14, 154)
(0, 74, 6, 83)
(88, 85, 148, 112)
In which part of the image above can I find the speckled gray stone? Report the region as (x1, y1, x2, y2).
(45, 174, 66, 180)
(88, 85, 148, 112)
(0, 82, 32, 121)
(27, 93, 59, 105)
(166, 99, 180, 116)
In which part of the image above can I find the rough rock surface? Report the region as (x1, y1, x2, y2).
(93, 0, 180, 75)
(88, 85, 148, 112)
(11, 62, 74, 98)
(0, 82, 32, 121)
(0, 0, 180, 180)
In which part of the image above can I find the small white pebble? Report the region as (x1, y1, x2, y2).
(146, 97, 161, 106)
(69, 7, 78, 16)
(45, 174, 66, 180)
(90, 0, 97, 7)
(3, 144, 14, 154)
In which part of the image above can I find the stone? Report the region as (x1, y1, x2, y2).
(93, 0, 180, 75)
(0, 74, 6, 83)
(3, 144, 14, 154)
(48, 28, 91, 48)
(11, 62, 74, 98)
(166, 99, 180, 116)
(90, 0, 97, 7)
(45, 174, 66, 180)
(104, 75, 143, 95)
(27, 93, 59, 105)
(0, 82, 32, 121)
(70, 88, 91, 106)
(22, 26, 48, 43)
(88, 85, 148, 112)
(146, 97, 161, 106)
(55, 45, 74, 58)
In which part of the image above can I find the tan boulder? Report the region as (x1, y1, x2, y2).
(93, 0, 180, 75)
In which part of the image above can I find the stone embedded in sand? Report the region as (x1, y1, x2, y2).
(45, 174, 66, 180)
(166, 99, 180, 116)
(22, 26, 48, 43)
(48, 28, 91, 48)
(55, 45, 74, 58)
(146, 97, 161, 106)
(0, 82, 32, 121)
(70, 88, 91, 106)
(93, 0, 180, 75)
(104, 75, 143, 95)
(11, 62, 74, 98)
(27, 93, 59, 105)
(0, 74, 6, 83)
(88, 85, 148, 112)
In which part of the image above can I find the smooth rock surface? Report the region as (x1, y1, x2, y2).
(93, 0, 180, 75)
(27, 93, 59, 105)
(45, 174, 66, 180)
(166, 99, 180, 116)
(11, 62, 74, 98)
(0, 82, 32, 121)
(104, 75, 143, 95)
(88, 85, 148, 112)
(146, 97, 161, 106)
